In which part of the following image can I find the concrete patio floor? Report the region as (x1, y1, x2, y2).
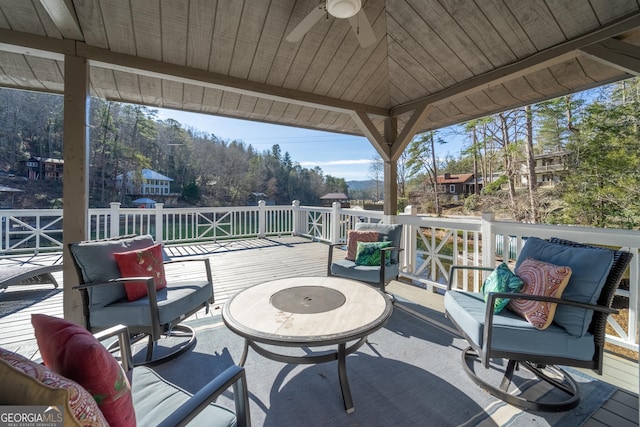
(0, 236, 637, 426)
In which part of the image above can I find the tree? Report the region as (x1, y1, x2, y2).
(396, 150, 409, 198)
(407, 131, 444, 215)
(524, 105, 538, 223)
(535, 95, 583, 153)
(561, 92, 640, 228)
(368, 156, 383, 201)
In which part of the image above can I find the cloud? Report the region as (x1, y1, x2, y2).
(299, 159, 373, 167)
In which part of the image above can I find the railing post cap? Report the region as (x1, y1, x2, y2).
(482, 211, 495, 221)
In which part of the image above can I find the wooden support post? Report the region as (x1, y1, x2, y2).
(62, 54, 90, 325)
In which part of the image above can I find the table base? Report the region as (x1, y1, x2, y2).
(239, 337, 369, 413)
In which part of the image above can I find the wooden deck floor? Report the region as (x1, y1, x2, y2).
(0, 236, 637, 426)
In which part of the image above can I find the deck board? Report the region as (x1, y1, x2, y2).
(0, 236, 637, 426)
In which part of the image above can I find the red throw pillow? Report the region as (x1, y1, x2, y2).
(345, 230, 379, 261)
(32, 314, 136, 427)
(113, 243, 167, 301)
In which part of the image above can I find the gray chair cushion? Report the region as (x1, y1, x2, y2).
(444, 290, 595, 361)
(331, 259, 399, 285)
(70, 235, 155, 307)
(515, 237, 614, 337)
(89, 278, 213, 329)
(355, 223, 402, 259)
(132, 366, 236, 427)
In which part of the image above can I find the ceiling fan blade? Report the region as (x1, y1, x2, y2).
(286, 5, 326, 43)
(348, 9, 376, 48)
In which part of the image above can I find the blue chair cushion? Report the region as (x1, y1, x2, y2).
(132, 366, 236, 427)
(444, 290, 595, 361)
(515, 237, 614, 337)
(330, 259, 399, 285)
(89, 278, 213, 329)
(70, 235, 156, 308)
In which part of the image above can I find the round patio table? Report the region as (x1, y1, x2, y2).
(222, 276, 393, 413)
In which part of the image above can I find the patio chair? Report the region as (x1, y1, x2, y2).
(4, 314, 250, 427)
(444, 237, 632, 411)
(327, 222, 403, 294)
(69, 234, 215, 365)
(98, 324, 250, 427)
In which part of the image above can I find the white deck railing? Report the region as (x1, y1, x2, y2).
(0, 202, 637, 351)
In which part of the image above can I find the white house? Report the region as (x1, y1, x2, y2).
(115, 169, 174, 196)
(518, 151, 571, 188)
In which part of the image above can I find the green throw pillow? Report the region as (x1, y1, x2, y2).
(355, 241, 392, 266)
(481, 262, 524, 313)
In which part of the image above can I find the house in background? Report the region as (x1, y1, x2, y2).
(320, 192, 350, 208)
(436, 173, 481, 199)
(20, 157, 64, 181)
(518, 151, 571, 188)
(115, 169, 173, 196)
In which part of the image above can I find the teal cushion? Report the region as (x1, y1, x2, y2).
(515, 237, 614, 337)
(481, 263, 524, 313)
(355, 241, 392, 266)
(132, 367, 236, 427)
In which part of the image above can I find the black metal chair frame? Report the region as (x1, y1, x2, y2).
(95, 324, 250, 427)
(327, 243, 403, 294)
(446, 238, 632, 412)
(69, 239, 214, 366)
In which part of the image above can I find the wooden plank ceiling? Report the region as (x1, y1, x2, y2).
(1, 0, 640, 144)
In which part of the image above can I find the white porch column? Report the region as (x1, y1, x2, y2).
(330, 202, 341, 244)
(154, 203, 164, 243)
(291, 200, 301, 236)
(62, 54, 90, 325)
(258, 200, 266, 238)
(481, 211, 495, 268)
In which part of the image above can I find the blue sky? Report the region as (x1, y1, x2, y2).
(156, 108, 466, 181)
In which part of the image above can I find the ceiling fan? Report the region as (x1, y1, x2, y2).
(286, 0, 376, 48)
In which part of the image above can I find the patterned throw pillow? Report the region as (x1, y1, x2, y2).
(0, 348, 108, 426)
(481, 263, 524, 314)
(355, 241, 392, 266)
(345, 230, 379, 261)
(113, 243, 167, 301)
(32, 314, 135, 427)
(507, 257, 572, 330)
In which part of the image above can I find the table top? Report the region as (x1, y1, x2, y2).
(222, 276, 393, 347)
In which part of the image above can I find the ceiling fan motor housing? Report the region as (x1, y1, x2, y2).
(327, 0, 362, 18)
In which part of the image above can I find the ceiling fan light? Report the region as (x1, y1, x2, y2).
(326, 0, 361, 19)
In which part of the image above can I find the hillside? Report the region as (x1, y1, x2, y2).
(0, 175, 63, 209)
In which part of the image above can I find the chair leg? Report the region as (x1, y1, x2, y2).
(461, 347, 580, 412)
(107, 325, 198, 366)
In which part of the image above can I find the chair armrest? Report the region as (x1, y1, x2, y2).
(93, 324, 134, 374)
(164, 258, 214, 303)
(327, 243, 345, 276)
(73, 276, 155, 290)
(156, 365, 250, 427)
(447, 265, 495, 290)
(486, 292, 618, 316)
(74, 277, 161, 335)
(482, 291, 617, 365)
